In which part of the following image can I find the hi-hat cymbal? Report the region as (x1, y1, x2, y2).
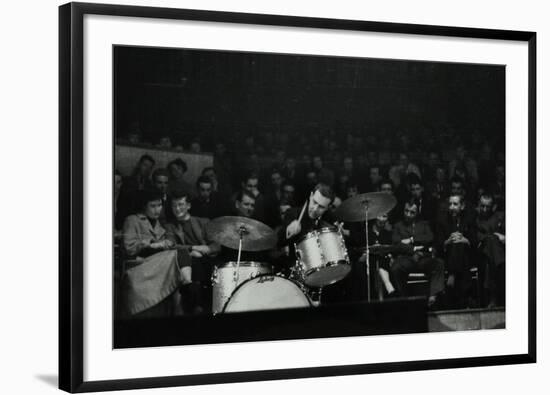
(335, 192, 397, 222)
(206, 216, 277, 251)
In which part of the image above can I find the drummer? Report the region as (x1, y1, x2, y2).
(278, 183, 339, 273)
(280, 183, 337, 244)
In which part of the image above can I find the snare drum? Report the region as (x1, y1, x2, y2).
(211, 261, 272, 314)
(294, 226, 351, 287)
(223, 275, 312, 313)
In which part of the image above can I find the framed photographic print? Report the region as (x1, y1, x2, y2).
(59, 2, 536, 392)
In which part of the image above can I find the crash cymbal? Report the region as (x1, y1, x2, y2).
(206, 216, 277, 251)
(335, 192, 397, 222)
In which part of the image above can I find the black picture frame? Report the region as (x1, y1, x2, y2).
(59, 2, 537, 392)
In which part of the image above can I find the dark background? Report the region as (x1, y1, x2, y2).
(114, 45, 505, 152)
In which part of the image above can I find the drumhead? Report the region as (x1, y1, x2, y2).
(223, 275, 311, 313)
(215, 261, 272, 270)
(296, 226, 338, 244)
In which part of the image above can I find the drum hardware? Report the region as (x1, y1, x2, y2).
(257, 275, 275, 283)
(306, 287, 323, 307)
(335, 192, 397, 302)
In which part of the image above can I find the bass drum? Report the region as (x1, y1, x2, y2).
(223, 275, 312, 313)
(211, 261, 273, 315)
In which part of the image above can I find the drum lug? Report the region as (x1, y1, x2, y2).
(211, 267, 219, 284)
(316, 233, 326, 263)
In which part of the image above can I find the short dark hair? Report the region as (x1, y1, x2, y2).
(282, 181, 295, 190)
(165, 189, 191, 223)
(167, 158, 188, 174)
(152, 168, 169, 180)
(312, 183, 335, 203)
(136, 189, 163, 212)
(479, 193, 494, 203)
(449, 194, 465, 204)
(406, 173, 422, 187)
(449, 176, 464, 186)
(169, 187, 190, 202)
(138, 154, 155, 165)
(201, 166, 216, 175)
(236, 189, 255, 203)
(241, 172, 259, 185)
(196, 175, 212, 187)
(379, 179, 394, 190)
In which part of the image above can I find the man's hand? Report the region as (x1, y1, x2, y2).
(334, 221, 350, 237)
(494, 232, 505, 244)
(190, 250, 203, 258)
(286, 220, 302, 239)
(450, 232, 469, 245)
(149, 241, 163, 249)
(150, 240, 174, 250)
(192, 245, 211, 255)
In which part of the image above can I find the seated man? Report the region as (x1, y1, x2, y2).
(122, 189, 192, 318)
(390, 201, 445, 308)
(218, 190, 268, 263)
(436, 194, 476, 308)
(190, 175, 228, 219)
(167, 158, 196, 199)
(475, 194, 505, 307)
(406, 175, 436, 227)
(377, 179, 401, 226)
(165, 189, 220, 314)
(234, 172, 266, 222)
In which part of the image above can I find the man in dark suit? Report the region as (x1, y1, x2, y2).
(475, 194, 505, 307)
(436, 194, 477, 308)
(389, 201, 445, 308)
(190, 175, 228, 219)
(165, 190, 220, 314)
(407, 175, 437, 227)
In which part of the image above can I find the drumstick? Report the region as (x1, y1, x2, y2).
(287, 199, 308, 239)
(297, 199, 308, 223)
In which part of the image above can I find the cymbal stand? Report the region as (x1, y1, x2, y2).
(234, 225, 246, 285)
(365, 205, 371, 302)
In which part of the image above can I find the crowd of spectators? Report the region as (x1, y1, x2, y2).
(115, 126, 506, 316)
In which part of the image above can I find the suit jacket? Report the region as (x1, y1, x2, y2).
(435, 211, 476, 255)
(392, 220, 434, 255)
(475, 211, 505, 245)
(164, 216, 220, 256)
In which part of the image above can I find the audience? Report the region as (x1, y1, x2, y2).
(115, 127, 506, 313)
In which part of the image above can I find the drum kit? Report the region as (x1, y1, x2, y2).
(206, 192, 397, 314)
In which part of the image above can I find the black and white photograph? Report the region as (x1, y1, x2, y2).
(113, 45, 507, 346)
(50, 1, 538, 392)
